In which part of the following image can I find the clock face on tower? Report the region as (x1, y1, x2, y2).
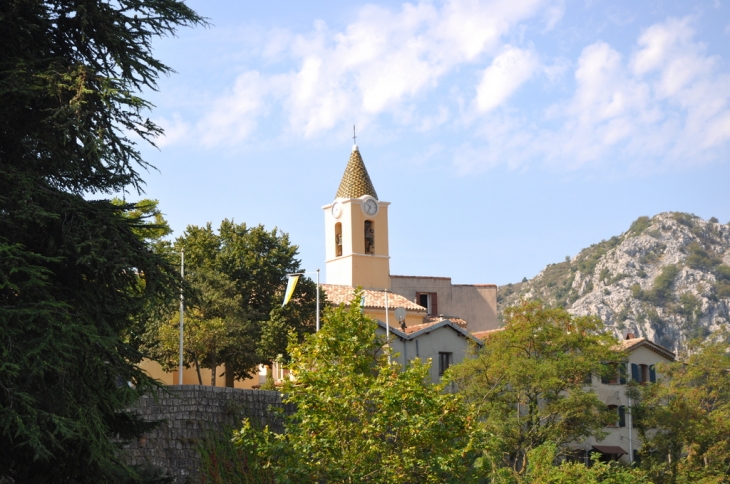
(361, 197, 379, 216)
(331, 201, 342, 219)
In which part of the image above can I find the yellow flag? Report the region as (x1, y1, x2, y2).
(282, 274, 300, 306)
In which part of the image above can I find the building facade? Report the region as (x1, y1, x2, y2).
(322, 143, 498, 333)
(578, 335, 675, 464)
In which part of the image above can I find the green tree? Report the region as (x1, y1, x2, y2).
(112, 198, 174, 252)
(0, 0, 202, 481)
(631, 332, 730, 483)
(523, 443, 650, 484)
(233, 292, 479, 483)
(448, 300, 625, 475)
(145, 220, 320, 385)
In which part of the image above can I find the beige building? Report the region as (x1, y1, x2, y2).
(391, 276, 497, 333)
(322, 284, 483, 383)
(322, 143, 498, 334)
(141, 142, 498, 388)
(377, 319, 483, 383)
(578, 335, 675, 464)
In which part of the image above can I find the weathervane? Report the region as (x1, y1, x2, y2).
(353, 125, 357, 144)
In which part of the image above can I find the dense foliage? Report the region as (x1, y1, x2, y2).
(631, 334, 730, 483)
(0, 0, 201, 481)
(144, 220, 320, 385)
(233, 293, 479, 483)
(448, 300, 624, 475)
(523, 443, 650, 484)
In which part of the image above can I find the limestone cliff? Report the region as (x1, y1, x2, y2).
(498, 213, 730, 352)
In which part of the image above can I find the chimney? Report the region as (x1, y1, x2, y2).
(625, 333, 636, 340)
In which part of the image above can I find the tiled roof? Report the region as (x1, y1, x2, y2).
(399, 319, 484, 346)
(322, 284, 425, 311)
(403, 321, 439, 334)
(616, 337, 675, 361)
(471, 328, 505, 340)
(335, 146, 378, 200)
(422, 315, 468, 329)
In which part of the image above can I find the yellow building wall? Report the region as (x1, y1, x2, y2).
(138, 358, 265, 389)
(391, 276, 499, 332)
(323, 198, 391, 289)
(364, 307, 424, 328)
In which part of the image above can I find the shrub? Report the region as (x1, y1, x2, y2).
(685, 242, 721, 271)
(629, 216, 651, 236)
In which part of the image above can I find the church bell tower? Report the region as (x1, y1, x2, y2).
(323, 144, 390, 289)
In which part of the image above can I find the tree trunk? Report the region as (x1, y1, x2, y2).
(225, 362, 235, 387)
(210, 354, 217, 387)
(193, 355, 203, 385)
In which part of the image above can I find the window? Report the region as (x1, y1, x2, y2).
(416, 292, 438, 315)
(438, 352, 452, 376)
(334, 222, 343, 257)
(631, 363, 656, 384)
(606, 405, 626, 428)
(600, 363, 627, 385)
(364, 220, 375, 254)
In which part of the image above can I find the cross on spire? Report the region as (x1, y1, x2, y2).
(353, 125, 357, 145)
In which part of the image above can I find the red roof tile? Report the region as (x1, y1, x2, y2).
(322, 284, 426, 311)
(421, 315, 468, 329)
(471, 328, 505, 340)
(616, 337, 675, 361)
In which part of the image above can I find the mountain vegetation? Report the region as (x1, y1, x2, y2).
(498, 213, 730, 352)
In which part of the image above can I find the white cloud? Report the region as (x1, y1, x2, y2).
(163, 5, 730, 176)
(186, 0, 556, 143)
(542, 0, 565, 31)
(459, 16, 730, 174)
(196, 71, 271, 146)
(155, 113, 192, 148)
(476, 46, 539, 112)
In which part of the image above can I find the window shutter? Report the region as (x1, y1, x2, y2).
(649, 365, 656, 383)
(619, 364, 627, 384)
(431, 293, 438, 316)
(631, 363, 640, 382)
(619, 406, 626, 427)
(600, 363, 610, 384)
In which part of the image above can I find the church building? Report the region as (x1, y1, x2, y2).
(321, 142, 499, 335)
(140, 141, 499, 387)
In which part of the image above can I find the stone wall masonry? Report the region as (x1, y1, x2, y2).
(119, 385, 291, 483)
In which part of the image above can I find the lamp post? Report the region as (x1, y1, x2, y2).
(178, 249, 184, 385)
(385, 288, 390, 365)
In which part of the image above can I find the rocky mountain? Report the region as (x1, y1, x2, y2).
(498, 212, 730, 353)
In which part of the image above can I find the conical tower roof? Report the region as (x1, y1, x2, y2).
(335, 145, 378, 200)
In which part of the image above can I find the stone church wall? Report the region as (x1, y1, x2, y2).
(119, 385, 290, 483)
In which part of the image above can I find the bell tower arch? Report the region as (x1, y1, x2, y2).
(323, 144, 390, 289)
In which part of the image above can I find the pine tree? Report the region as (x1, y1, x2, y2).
(0, 1, 203, 481)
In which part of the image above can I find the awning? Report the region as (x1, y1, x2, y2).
(592, 445, 628, 455)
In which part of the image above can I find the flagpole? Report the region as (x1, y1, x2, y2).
(385, 288, 390, 365)
(316, 269, 320, 332)
(179, 249, 184, 385)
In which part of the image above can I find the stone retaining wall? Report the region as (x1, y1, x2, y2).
(120, 385, 289, 483)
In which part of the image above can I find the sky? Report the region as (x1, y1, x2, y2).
(129, 0, 730, 286)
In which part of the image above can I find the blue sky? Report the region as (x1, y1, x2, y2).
(131, 0, 730, 286)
